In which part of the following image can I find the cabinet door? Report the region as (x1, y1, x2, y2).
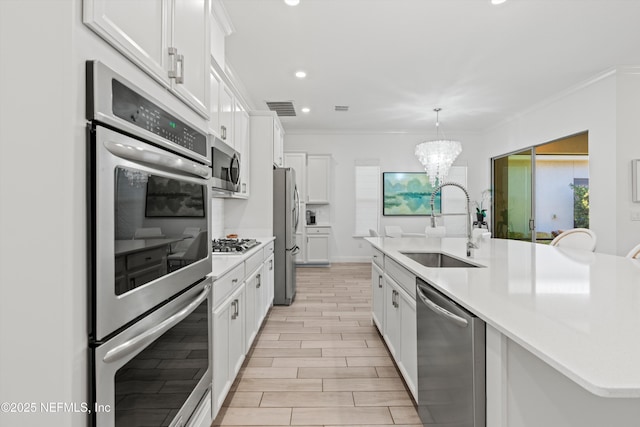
(172, 0, 209, 117)
(208, 67, 222, 136)
(306, 235, 329, 264)
(371, 263, 385, 332)
(264, 254, 275, 314)
(212, 297, 230, 413)
(244, 267, 260, 350)
(219, 84, 234, 145)
(398, 289, 417, 400)
(307, 155, 330, 204)
(383, 275, 401, 360)
(235, 101, 250, 196)
(83, 0, 170, 87)
(273, 121, 284, 166)
(228, 284, 245, 379)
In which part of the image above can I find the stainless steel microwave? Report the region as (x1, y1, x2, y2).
(211, 137, 241, 192)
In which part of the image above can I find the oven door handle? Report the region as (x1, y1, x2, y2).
(103, 283, 211, 364)
(104, 140, 211, 179)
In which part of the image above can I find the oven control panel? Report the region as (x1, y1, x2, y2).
(112, 79, 207, 157)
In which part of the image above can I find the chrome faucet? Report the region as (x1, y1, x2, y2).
(430, 182, 477, 257)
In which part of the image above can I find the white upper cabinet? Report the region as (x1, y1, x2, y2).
(273, 120, 284, 167)
(84, 0, 210, 118)
(210, 0, 233, 70)
(219, 83, 234, 144)
(171, 0, 209, 115)
(234, 100, 250, 197)
(307, 155, 331, 204)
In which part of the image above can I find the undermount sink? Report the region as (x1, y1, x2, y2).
(400, 252, 481, 268)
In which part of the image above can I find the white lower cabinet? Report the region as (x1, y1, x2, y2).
(383, 274, 402, 360)
(244, 265, 262, 350)
(371, 263, 385, 332)
(372, 252, 418, 402)
(211, 243, 275, 420)
(212, 282, 245, 413)
(398, 287, 417, 397)
(306, 226, 331, 264)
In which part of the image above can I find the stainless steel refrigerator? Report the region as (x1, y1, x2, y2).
(273, 167, 300, 305)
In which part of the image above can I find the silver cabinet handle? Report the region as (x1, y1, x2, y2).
(221, 125, 227, 140)
(232, 278, 238, 284)
(104, 283, 211, 363)
(378, 275, 383, 289)
(269, 259, 273, 270)
(168, 47, 179, 80)
(231, 299, 239, 320)
(256, 274, 261, 288)
(175, 54, 184, 84)
(416, 284, 468, 328)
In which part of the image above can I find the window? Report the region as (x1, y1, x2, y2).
(354, 162, 380, 236)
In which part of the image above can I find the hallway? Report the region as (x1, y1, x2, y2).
(212, 263, 421, 426)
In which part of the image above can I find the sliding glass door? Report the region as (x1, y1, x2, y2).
(492, 149, 535, 241)
(492, 132, 589, 243)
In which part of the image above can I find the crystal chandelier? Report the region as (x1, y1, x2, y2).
(415, 108, 462, 186)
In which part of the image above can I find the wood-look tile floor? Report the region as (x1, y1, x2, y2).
(213, 263, 421, 427)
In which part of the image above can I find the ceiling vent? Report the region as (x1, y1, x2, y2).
(266, 101, 296, 117)
(334, 105, 349, 112)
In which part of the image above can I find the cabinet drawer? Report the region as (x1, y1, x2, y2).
(245, 250, 263, 276)
(372, 247, 384, 268)
(213, 263, 245, 307)
(127, 247, 166, 270)
(307, 227, 330, 235)
(385, 257, 416, 298)
(263, 241, 274, 258)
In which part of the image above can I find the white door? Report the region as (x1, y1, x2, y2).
(307, 155, 330, 204)
(399, 288, 417, 400)
(383, 275, 401, 360)
(219, 84, 234, 145)
(171, 0, 209, 117)
(307, 235, 329, 263)
(228, 284, 245, 378)
(371, 263, 385, 332)
(212, 297, 230, 413)
(83, 0, 170, 87)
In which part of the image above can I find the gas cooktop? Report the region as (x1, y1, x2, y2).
(212, 238, 260, 254)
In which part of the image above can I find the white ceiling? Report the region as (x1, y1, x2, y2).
(222, 0, 640, 134)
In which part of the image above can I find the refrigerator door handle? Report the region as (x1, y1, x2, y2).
(293, 185, 301, 230)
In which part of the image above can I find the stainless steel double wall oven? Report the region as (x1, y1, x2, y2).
(86, 61, 212, 427)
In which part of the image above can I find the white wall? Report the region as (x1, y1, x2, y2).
(285, 132, 485, 262)
(616, 68, 640, 256)
(482, 68, 640, 255)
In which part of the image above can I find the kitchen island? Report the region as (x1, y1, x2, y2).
(367, 236, 640, 427)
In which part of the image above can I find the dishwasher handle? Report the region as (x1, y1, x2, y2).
(417, 283, 468, 328)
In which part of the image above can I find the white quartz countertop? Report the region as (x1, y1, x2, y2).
(366, 236, 640, 398)
(208, 237, 275, 280)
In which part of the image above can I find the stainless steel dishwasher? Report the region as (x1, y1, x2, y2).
(416, 278, 485, 427)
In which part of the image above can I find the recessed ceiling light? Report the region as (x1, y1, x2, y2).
(295, 70, 307, 79)
(301, 107, 310, 114)
(284, 0, 300, 6)
(491, 0, 507, 4)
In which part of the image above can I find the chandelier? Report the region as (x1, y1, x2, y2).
(415, 108, 462, 186)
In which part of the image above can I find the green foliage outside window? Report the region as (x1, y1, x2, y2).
(570, 183, 589, 228)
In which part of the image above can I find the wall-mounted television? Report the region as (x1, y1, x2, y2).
(383, 172, 441, 216)
(145, 176, 205, 217)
